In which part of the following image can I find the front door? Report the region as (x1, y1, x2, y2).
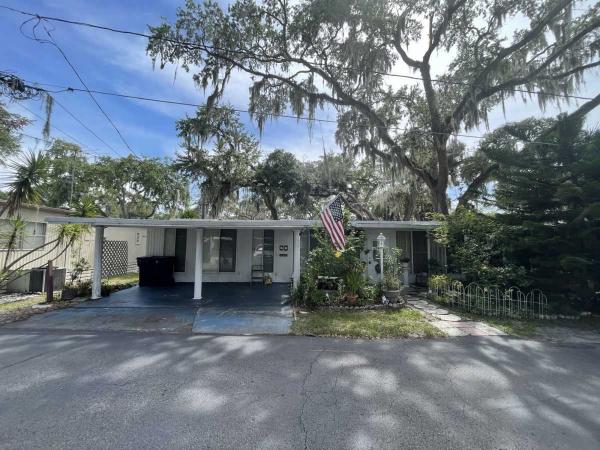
(252, 230, 274, 282)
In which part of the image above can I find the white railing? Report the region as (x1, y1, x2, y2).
(429, 279, 548, 319)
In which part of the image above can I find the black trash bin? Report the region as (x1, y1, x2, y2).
(137, 256, 176, 287)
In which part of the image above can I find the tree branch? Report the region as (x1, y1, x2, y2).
(457, 163, 499, 208)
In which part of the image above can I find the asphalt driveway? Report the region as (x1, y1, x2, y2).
(0, 330, 598, 449)
(2, 283, 293, 335)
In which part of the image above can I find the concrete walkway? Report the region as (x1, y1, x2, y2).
(406, 290, 506, 337)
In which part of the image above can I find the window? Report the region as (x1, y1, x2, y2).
(174, 229, 187, 272)
(219, 229, 237, 272)
(203, 229, 237, 272)
(203, 229, 220, 272)
(0, 220, 46, 250)
(396, 231, 412, 265)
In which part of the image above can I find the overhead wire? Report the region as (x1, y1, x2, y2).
(10, 73, 562, 147)
(23, 19, 140, 158)
(0, 4, 597, 102)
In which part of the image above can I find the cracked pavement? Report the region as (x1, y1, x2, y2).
(0, 329, 599, 449)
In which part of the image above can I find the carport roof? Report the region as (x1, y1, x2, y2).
(45, 217, 439, 230)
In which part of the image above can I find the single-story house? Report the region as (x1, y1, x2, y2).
(0, 203, 147, 291)
(44, 217, 445, 300)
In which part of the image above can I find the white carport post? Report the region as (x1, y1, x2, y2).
(194, 228, 204, 300)
(91, 225, 105, 300)
(292, 229, 301, 288)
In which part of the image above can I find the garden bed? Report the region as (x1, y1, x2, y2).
(315, 302, 405, 311)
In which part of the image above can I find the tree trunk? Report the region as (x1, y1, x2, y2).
(430, 178, 449, 215)
(262, 194, 279, 220)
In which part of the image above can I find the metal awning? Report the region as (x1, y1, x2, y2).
(45, 217, 439, 230)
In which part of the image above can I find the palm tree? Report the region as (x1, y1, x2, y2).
(73, 195, 101, 218)
(0, 151, 49, 218)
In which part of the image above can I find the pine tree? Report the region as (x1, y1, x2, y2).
(488, 117, 600, 311)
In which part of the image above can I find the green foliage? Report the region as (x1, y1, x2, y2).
(88, 155, 189, 218)
(294, 224, 368, 308)
(0, 105, 28, 162)
(291, 309, 445, 338)
(176, 106, 259, 218)
(428, 274, 453, 291)
(382, 247, 403, 290)
(432, 207, 527, 287)
(383, 273, 400, 291)
(343, 269, 364, 296)
(42, 139, 89, 208)
(1, 151, 49, 217)
(148, 0, 600, 213)
(69, 258, 90, 285)
(253, 149, 309, 219)
(486, 117, 600, 310)
(179, 208, 199, 218)
(305, 225, 365, 281)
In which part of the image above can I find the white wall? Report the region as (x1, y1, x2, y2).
(104, 227, 147, 270)
(273, 230, 294, 283)
(156, 228, 295, 283)
(361, 229, 397, 281)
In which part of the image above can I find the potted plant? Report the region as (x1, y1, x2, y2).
(382, 248, 407, 304)
(382, 273, 403, 303)
(343, 269, 363, 305)
(263, 273, 273, 285)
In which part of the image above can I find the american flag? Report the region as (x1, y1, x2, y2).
(319, 196, 346, 250)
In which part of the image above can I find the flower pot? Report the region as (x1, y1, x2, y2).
(383, 289, 406, 305)
(345, 293, 359, 305)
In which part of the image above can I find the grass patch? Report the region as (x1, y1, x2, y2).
(481, 318, 538, 336)
(104, 272, 139, 286)
(291, 308, 445, 338)
(0, 295, 45, 312)
(429, 299, 600, 337)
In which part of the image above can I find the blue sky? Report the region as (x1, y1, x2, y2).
(1, 0, 340, 163)
(1, 0, 599, 170)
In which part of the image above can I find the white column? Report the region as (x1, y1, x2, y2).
(91, 226, 105, 300)
(292, 229, 301, 288)
(194, 228, 204, 300)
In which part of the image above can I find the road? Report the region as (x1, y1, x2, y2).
(0, 329, 599, 449)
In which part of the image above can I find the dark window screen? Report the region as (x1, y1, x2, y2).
(219, 229, 237, 272)
(413, 231, 428, 273)
(174, 229, 187, 272)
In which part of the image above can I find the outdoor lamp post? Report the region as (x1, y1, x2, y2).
(377, 233, 386, 282)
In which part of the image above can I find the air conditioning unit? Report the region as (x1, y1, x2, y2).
(5, 268, 66, 293)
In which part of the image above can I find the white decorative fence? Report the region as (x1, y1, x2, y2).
(429, 280, 548, 319)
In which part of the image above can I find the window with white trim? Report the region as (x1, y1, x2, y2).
(203, 229, 237, 272)
(0, 220, 47, 250)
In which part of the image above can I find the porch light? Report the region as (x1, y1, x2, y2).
(377, 233, 386, 249)
(377, 233, 385, 282)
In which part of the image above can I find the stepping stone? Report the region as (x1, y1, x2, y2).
(423, 308, 449, 315)
(433, 313, 462, 322)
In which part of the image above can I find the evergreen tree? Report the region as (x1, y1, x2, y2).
(487, 117, 600, 311)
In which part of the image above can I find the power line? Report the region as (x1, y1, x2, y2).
(32, 21, 139, 158)
(0, 4, 597, 102)
(13, 75, 562, 146)
(13, 102, 104, 158)
(51, 96, 122, 157)
(17, 131, 101, 159)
